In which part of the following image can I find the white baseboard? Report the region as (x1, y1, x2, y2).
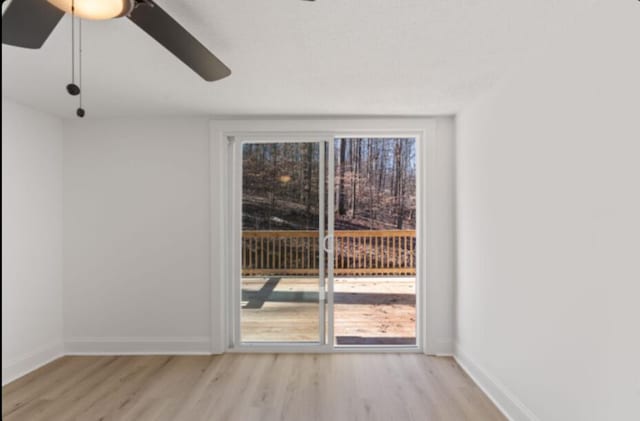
(2, 341, 65, 386)
(454, 343, 539, 421)
(3, 337, 211, 385)
(65, 337, 211, 355)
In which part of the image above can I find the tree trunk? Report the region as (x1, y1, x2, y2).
(378, 140, 385, 192)
(338, 138, 347, 215)
(394, 141, 404, 229)
(305, 143, 313, 214)
(352, 139, 361, 217)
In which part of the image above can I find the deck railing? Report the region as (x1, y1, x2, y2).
(242, 230, 416, 276)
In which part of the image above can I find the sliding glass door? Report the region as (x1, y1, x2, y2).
(332, 138, 417, 346)
(239, 140, 327, 344)
(232, 135, 418, 350)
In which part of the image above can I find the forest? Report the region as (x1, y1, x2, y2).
(242, 138, 416, 231)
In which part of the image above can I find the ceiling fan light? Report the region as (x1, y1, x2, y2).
(48, 0, 133, 20)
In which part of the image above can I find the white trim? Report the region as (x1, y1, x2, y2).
(210, 118, 454, 354)
(209, 128, 229, 354)
(64, 337, 211, 355)
(228, 134, 331, 143)
(326, 139, 335, 347)
(229, 137, 242, 348)
(318, 143, 326, 344)
(454, 343, 539, 421)
(2, 341, 64, 386)
(209, 119, 437, 134)
(227, 345, 422, 354)
(416, 128, 427, 353)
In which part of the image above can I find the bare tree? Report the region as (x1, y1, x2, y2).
(338, 138, 347, 215)
(242, 138, 416, 231)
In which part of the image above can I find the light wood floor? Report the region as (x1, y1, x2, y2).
(2, 354, 505, 421)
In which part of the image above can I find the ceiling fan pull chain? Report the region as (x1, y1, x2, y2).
(71, 1, 74, 83)
(66, 0, 80, 98)
(77, 16, 85, 118)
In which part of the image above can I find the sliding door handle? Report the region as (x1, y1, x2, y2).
(323, 235, 334, 253)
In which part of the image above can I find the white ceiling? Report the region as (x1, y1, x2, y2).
(2, 0, 586, 118)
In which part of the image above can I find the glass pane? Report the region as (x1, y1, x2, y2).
(332, 138, 417, 346)
(241, 142, 321, 343)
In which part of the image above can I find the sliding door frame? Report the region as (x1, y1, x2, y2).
(211, 119, 438, 354)
(228, 134, 332, 352)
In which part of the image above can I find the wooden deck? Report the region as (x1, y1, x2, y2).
(241, 277, 416, 345)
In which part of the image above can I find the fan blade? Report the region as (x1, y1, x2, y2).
(128, 1, 231, 81)
(2, 0, 64, 49)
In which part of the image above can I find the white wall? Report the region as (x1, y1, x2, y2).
(2, 99, 64, 384)
(425, 118, 456, 355)
(62, 116, 455, 356)
(455, 1, 640, 420)
(63, 118, 212, 353)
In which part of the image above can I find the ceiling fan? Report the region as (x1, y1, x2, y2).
(1, 0, 231, 82)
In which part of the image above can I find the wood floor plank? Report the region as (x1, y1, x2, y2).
(3, 354, 506, 421)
